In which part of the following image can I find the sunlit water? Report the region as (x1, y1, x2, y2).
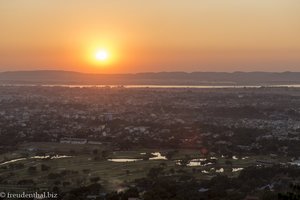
(290, 160, 300, 166)
(107, 158, 142, 163)
(232, 168, 244, 172)
(149, 152, 167, 160)
(3, 84, 300, 89)
(31, 155, 72, 159)
(176, 158, 217, 167)
(108, 152, 167, 162)
(216, 168, 224, 173)
(0, 155, 72, 166)
(0, 158, 27, 166)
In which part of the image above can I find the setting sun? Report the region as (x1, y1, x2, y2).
(95, 50, 109, 61)
(83, 39, 123, 72)
(83, 44, 118, 71)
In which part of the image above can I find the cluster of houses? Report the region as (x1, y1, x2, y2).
(0, 86, 300, 156)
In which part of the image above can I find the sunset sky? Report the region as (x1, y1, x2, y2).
(0, 0, 299, 73)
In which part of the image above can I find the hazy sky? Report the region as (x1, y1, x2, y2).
(0, 0, 299, 73)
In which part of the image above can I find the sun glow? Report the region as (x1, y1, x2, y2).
(85, 46, 114, 68)
(82, 36, 123, 72)
(95, 50, 108, 61)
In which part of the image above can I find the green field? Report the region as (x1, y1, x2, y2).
(0, 142, 291, 192)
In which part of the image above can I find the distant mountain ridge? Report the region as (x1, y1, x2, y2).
(1, 70, 300, 85)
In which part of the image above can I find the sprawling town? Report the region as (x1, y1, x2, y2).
(0, 85, 299, 200)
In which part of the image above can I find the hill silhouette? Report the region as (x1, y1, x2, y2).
(1, 70, 300, 85)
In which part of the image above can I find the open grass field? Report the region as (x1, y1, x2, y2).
(0, 142, 291, 192)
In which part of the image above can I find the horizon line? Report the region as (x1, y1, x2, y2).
(1, 69, 300, 75)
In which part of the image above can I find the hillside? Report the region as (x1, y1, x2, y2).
(1, 70, 300, 85)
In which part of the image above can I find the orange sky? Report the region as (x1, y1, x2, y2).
(0, 0, 299, 73)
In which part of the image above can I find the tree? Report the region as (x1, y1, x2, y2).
(27, 166, 37, 174)
(179, 155, 191, 167)
(165, 150, 178, 160)
(225, 160, 232, 166)
(41, 164, 51, 171)
(101, 150, 109, 159)
(147, 167, 164, 178)
(90, 177, 100, 183)
(92, 149, 98, 155)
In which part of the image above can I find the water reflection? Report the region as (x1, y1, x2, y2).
(232, 156, 238, 160)
(0, 158, 27, 166)
(188, 161, 213, 167)
(176, 158, 214, 167)
(108, 159, 142, 163)
(0, 155, 72, 166)
(201, 168, 224, 174)
(149, 152, 167, 160)
(232, 168, 244, 172)
(13, 84, 300, 89)
(109, 152, 167, 162)
(289, 160, 300, 166)
(216, 168, 224, 173)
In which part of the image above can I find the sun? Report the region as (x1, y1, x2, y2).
(95, 50, 109, 61)
(84, 43, 119, 69)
